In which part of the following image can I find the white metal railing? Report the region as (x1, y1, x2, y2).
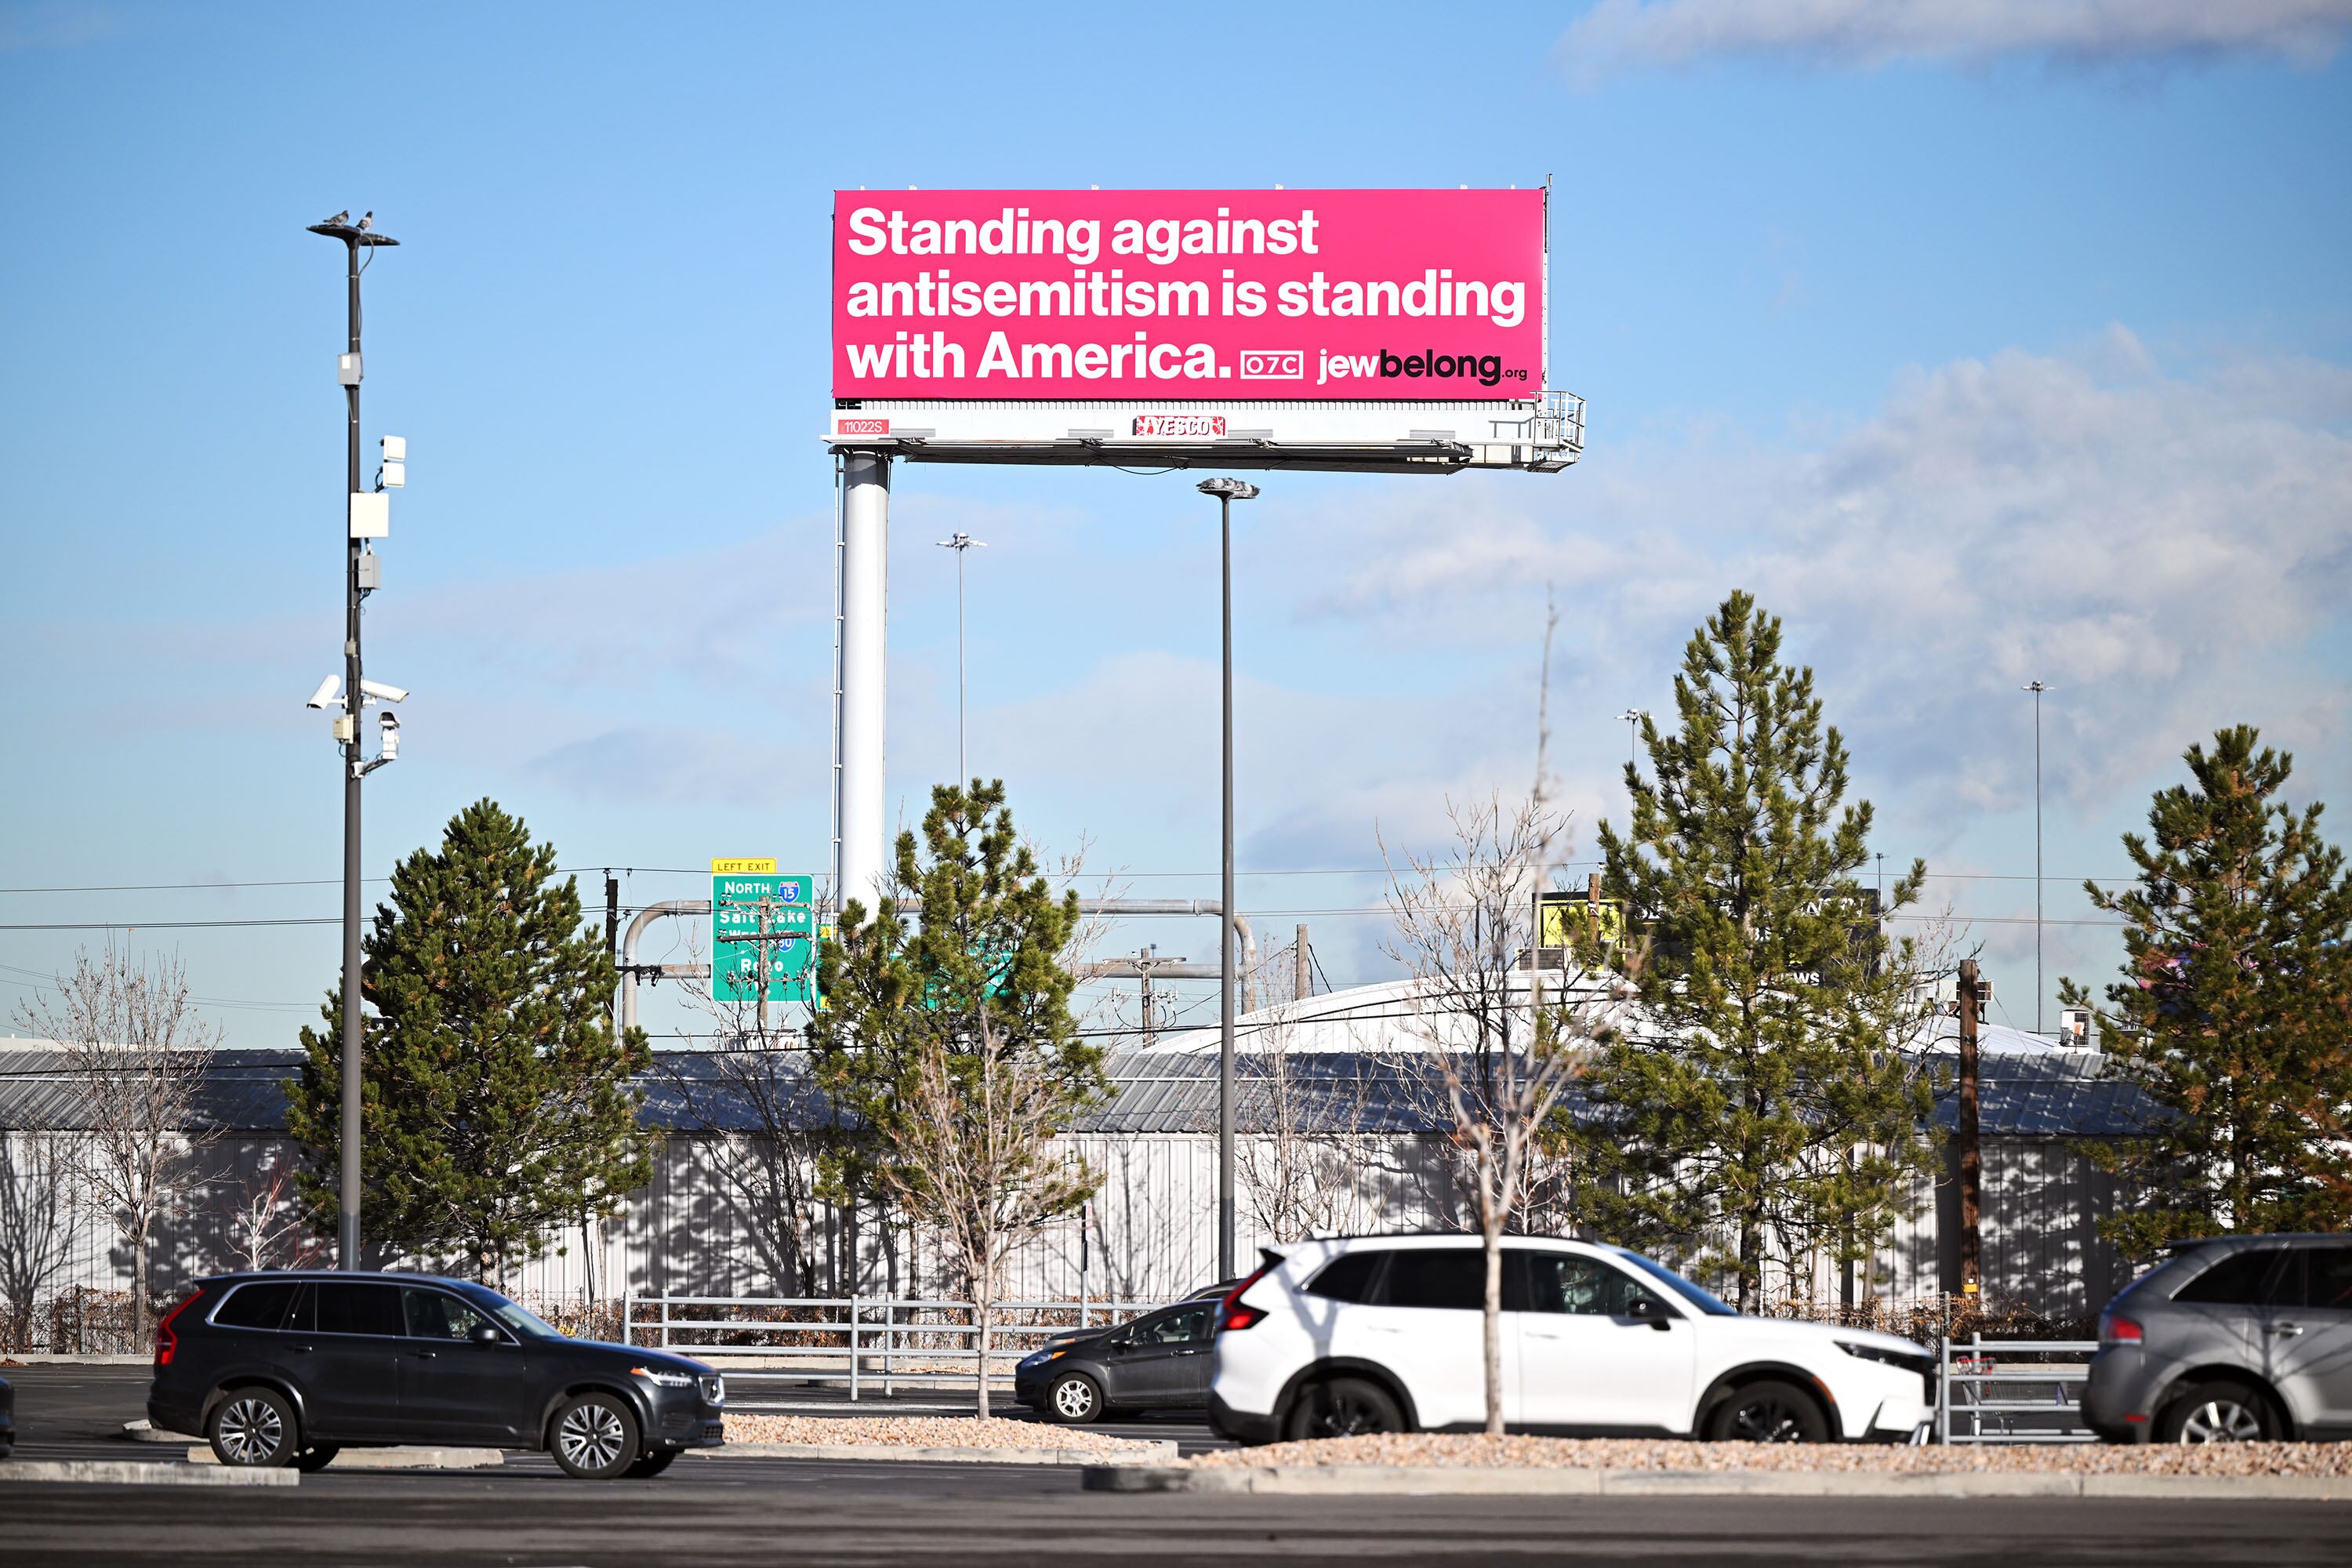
(1936, 1335, 2097, 1443)
(619, 1294, 1164, 1401)
(1537, 390, 1585, 454)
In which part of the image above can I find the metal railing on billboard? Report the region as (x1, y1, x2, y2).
(619, 1293, 1165, 1402)
(1536, 390, 1584, 453)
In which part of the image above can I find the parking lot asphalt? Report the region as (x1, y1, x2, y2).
(7, 1365, 2350, 1566)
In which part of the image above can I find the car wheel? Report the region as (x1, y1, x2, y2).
(1283, 1377, 1404, 1442)
(624, 1450, 677, 1479)
(1707, 1380, 1831, 1443)
(292, 1445, 341, 1473)
(2158, 1381, 2275, 1444)
(208, 1388, 297, 1468)
(1047, 1372, 1104, 1425)
(550, 1392, 641, 1479)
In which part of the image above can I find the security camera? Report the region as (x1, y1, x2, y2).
(378, 710, 400, 761)
(359, 678, 409, 704)
(304, 676, 342, 710)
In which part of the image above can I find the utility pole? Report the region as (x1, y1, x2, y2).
(755, 896, 772, 1038)
(604, 873, 621, 1026)
(307, 210, 397, 1271)
(935, 532, 985, 786)
(2023, 681, 2048, 1033)
(1617, 709, 1642, 779)
(1131, 945, 1186, 1049)
(1957, 959, 1983, 1299)
(1196, 477, 1258, 1282)
(1294, 924, 1312, 1004)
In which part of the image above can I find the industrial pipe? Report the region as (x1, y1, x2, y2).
(618, 896, 1255, 1030)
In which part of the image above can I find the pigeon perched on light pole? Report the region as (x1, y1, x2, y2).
(321, 210, 350, 227)
(357, 212, 373, 231)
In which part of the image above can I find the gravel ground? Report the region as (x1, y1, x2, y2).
(721, 1414, 1163, 1451)
(1190, 1434, 2352, 1476)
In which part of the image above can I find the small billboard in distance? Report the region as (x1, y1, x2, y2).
(832, 189, 1546, 403)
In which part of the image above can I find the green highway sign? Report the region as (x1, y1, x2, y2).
(710, 860, 816, 1004)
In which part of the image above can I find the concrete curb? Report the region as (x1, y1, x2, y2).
(1081, 1464, 2352, 1501)
(185, 1445, 504, 1470)
(695, 1439, 1178, 1468)
(123, 1421, 197, 1444)
(0, 1460, 298, 1487)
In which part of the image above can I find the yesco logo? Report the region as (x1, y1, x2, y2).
(1239, 350, 1305, 379)
(837, 417, 890, 436)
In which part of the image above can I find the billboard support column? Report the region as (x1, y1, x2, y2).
(838, 452, 891, 914)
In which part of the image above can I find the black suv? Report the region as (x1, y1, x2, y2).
(148, 1270, 724, 1478)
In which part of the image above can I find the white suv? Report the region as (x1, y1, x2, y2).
(1209, 1234, 1934, 1444)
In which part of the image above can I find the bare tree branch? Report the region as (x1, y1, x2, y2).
(12, 947, 220, 1338)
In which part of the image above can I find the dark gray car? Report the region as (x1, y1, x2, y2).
(2082, 1236, 2352, 1443)
(1014, 1299, 1216, 1424)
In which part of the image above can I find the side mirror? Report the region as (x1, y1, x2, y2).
(471, 1324, 505, 1345)
(1628, 1295, 1669, 1322)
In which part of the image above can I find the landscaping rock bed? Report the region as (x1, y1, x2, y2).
(1189, 1434, 2352, 1477)
(720, 1414, 1163, 1453)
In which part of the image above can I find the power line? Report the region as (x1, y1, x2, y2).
(0, 906, 2134, 934)
(0, 865, 651, 896)
(0, 864, 2144, 896)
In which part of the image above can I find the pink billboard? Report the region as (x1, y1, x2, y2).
(832, 189, 1545, 402)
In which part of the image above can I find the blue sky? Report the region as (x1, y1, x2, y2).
(3, 0, 2349, 1047)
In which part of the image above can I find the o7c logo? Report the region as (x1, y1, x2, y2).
(1239, 350, 1305, 379)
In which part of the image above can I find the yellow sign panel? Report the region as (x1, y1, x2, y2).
(710, 857, 778, 875)
(1537, 891, 1623, 949)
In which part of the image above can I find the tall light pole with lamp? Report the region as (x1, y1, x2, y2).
(935, 532, 985, 785)
(2024, 680, 2049, 1034)
(1196, 476, 1257, 1280)
(1617, 709, 1644, 778)
(306, 209, 403, 1269)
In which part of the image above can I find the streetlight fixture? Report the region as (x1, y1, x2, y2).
(1617, 709, 1644, 778)
(934, 532, 985, 786)
(1196, 475, 1258, 1281)
(307, 209, 399, 1270)
(2024, 680, 2049, 1034)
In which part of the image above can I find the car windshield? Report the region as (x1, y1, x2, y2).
(452, 1282, 563, 1340)
(1612, 1248, 1738, 1316)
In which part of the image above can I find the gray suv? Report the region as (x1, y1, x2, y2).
(2082, 1236, 2352, 1443)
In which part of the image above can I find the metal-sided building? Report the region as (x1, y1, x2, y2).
(0, 1009, 2149, 1337)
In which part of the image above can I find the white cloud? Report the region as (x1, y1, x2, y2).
(1559, 0, 2352, 81)
(1289, 328, 2352, 845)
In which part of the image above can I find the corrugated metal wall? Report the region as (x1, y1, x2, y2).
(5, 1127, 2128, 1317)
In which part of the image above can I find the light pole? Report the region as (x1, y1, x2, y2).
(935, 532, 985, 785)
(1197, 476, 1258, 1281)
(2024, 680, 2049, 1034)
(1617, 709, 1643, 779)
(307, 209, 397, 1269)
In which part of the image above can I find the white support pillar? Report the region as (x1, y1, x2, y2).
(837, 452, 891, 913)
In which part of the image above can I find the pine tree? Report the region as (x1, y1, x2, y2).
(2063, 726, 2352, 1258)
(285, 799, 651, 1279)
(1569, 592, 1935, 1311)
(810, 782, 1104, 1417)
